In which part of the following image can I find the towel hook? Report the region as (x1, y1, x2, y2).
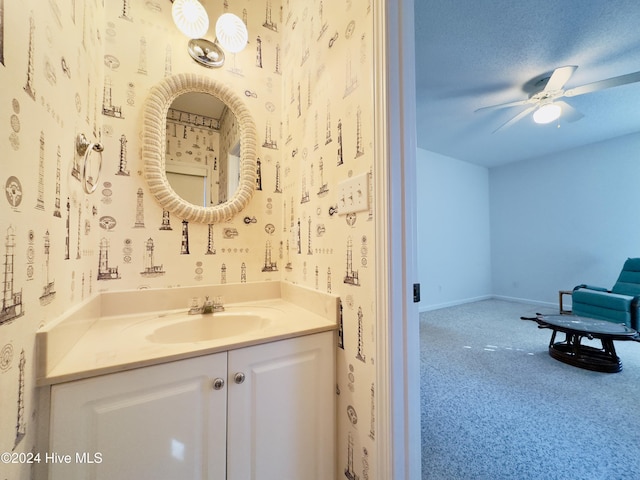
(75, 133, 103, 194)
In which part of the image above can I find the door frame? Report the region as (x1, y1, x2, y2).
(373, 0, 421, 478)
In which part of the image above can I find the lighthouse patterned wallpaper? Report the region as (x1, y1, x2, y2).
(0, 0, 378, 479)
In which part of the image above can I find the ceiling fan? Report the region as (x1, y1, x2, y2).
(475, 65, 640, 133)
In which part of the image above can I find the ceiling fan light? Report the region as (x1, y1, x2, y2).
(533, 103, 562, 124)
(172, 0, 209, 39)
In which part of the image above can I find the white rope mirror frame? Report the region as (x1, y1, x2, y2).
(142, 73, 257, 223)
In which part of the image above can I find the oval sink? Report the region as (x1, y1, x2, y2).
(147, 313, 272, 344)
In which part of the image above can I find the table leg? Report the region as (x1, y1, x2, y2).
(547, 330, 623, 373)
(600, 338, 619, 361)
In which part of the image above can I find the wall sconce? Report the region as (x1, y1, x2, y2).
(171, 0, 248, 68)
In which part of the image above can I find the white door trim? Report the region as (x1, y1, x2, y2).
(373, 0, 421, 479)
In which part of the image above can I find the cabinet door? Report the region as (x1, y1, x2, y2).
(227, 332, 336, 480)
(49, 354, 227, 480)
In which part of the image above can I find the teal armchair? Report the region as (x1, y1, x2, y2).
(572, 258, 640, 330)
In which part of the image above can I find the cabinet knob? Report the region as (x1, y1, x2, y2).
(233, 372, 245, 384)
(212, 378, 225, 390)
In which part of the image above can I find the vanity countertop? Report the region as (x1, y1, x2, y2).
(36, 282, 339, 386)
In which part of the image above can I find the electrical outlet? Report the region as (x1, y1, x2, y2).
(337, 172, 369, 214)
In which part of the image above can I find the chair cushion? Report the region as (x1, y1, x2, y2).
(572, 289, 634, 327)
(573, 289, 633, 310)
(571, 289, 633, 327)
(612, 257, 640, 296)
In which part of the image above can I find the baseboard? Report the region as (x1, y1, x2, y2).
(419, 295, 559, 313)
(491, 295, 558, 311)
(419, 295, 492, 313)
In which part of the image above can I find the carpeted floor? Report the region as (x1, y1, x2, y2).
(420, 299, 640, 480)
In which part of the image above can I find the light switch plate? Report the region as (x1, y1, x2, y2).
(337, 172, 369, 214)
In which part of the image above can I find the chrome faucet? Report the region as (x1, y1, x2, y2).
(188, 296, 225, 315)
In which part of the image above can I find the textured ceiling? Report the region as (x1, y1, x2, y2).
(414, 0, 640, 167)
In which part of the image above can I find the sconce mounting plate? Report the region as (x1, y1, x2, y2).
(187, 38, 225, 68)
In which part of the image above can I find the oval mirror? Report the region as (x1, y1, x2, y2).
(165, 92, 240, 207)
(142, 73, 257, 223)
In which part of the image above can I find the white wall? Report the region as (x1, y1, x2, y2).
(490, 132, 640, 305)
(416, 148, 492, 310)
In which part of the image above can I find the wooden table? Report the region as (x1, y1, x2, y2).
(558, 290, 573, 315)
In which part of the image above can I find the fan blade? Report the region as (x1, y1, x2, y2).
(492, 105, 537, 133)
(565, 70, 640, 97)
(555, 101, 584, 123)
(475, 99, 530, 113)
(544, 65, 578, 92)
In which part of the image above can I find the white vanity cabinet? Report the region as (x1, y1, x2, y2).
(49, 352, 228, 480)
(48, 332, 335, 480)
(226, 332, 336, 480)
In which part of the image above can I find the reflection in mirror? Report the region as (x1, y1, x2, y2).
(165, 92, 240, 207)
(142, 73, 257, 224)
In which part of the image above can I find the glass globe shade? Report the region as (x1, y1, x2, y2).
(215, 13, 248, 53)
(172, 0, 209, 39)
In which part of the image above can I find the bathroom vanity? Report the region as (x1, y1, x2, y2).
(36, 281, 338, 480)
